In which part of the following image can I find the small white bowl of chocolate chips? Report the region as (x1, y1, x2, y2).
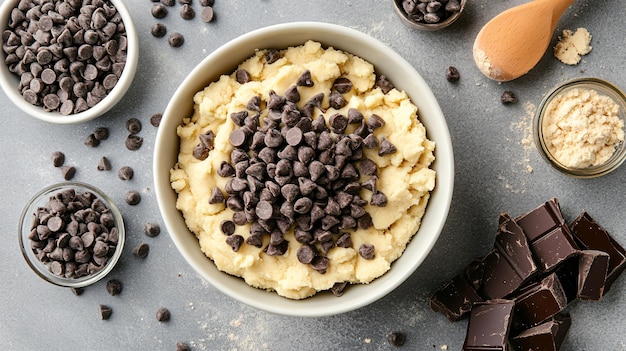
(154, 22, 454, 317)
(0, 0, 138, 124)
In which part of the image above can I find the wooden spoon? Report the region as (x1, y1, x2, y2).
(473, 0, 575, 82)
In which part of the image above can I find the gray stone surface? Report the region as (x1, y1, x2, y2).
(2, 0, 626, 350)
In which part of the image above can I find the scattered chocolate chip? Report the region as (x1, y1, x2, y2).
(151, 23, 167, 38)
(51, 151, 65, 167)
(71, 287, 85, 296)
(99, 304, 112, 320)
(501, 90, 518, 104)
(85, 134, 100, 147)
(150, 113, 163, 127)
(446, 66, 460, 82)
(61, 166, 76, 180)
(180, 4, 195, 19)
(387, 332, 407, 347)
(144, 222, 161, 237)
(125, 134, 143, 150)
(176, 341, 190, 351)
(199, 0, 214, 5)
(94, 127, 110, 141)
(132, 243, 150, 258)
(118, 166, 134, 180)
(156, 307, 171, 322)
(151, 4, 168, 18)
(168, 32, 185, 47)
(125, 190, 141, 205)
(105, 279, 123, 296)
(201, 6, 215, 22)
(126, 118, 142, 134)
(97, 157, 111, 171)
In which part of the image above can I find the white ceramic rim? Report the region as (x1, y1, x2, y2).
(0, 0, 139, 124)
(154, 22, 454, 317)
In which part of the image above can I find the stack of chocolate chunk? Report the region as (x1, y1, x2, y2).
(429, 198, 626, 350)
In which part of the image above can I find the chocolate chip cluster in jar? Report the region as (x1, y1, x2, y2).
(171, 40, 436, 299)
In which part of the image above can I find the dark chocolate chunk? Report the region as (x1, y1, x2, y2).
(97, 157, 111, 171)
(577, 250, 610, 301)
(99, 304, 112, 320)
(510, 314, 571, 351)
(71, 287, 85, 296)
(430, 275, 483, 322)
(570, 211, 626, 293)
(61, 166, 76, 180)
(463, 299, 515, 351)
(512, 273, 567, 327)
(359, 243, 375, 260)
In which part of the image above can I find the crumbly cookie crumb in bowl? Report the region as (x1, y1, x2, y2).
(154, 22, 454, 317)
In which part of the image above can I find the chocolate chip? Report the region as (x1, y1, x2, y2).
(297, 244, 316, 264)
(85, 134, 100, 147)
(265, 49, 280, 64)
(378, 137, 397, 156)
(125, 190, 141, 205)
(71, 287, 85, 296)
(328, 91, 347, 110)
(367, 114, 386, 129)
(144, 222, 161, 237)
(168, 32, 184, 47)
(180, 4, 195, 19)
(125, 134, 143, 150)
(296, 70, 314, 87)
(132, 243, 150, 258)
(94, 127, 109, 141)
(97, 156, 111, 171)
(201, 6, 215, 22)
(152, 4, 168, 18)
(156, 307, 170, 322)
(310, 256, 329, 274)
(370, 192, 388, 207)
(51, 151, 65, 167)
(387, 332, 406, 347)
(176, 342, 190, 351)
(329, 114, 348, 134)
(333, 77, 353, 94)
(225, 234, 244, 252)
(126, 118, 142, 134)
(501, 90, 518, 104)
(150, 113, 163, 127)
(235, 69, 251, 84)
(61, 166, 76, 180)
(209, 187, 225, 204)
(99, 304, 112, 320)
(359, 243, 375, 260)
(330, 281, 348, 297)
(220, 220, 236, 236)
(151, 23, 167, 37)
(106, 279, 123, 296)
(375, 75, 394, 94)
(446, 66, 460, 82)
(118, 166, 134, 180)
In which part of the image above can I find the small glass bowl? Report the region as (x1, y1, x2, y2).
(18, 182, 125, 288)
(391, 0, 466, 31)
(534, 77, 626, 178)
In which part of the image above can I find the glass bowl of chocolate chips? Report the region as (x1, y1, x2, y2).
(392, 0, 466, 31)
(19, 182, 125, 288)
(0, 0, 138, 124)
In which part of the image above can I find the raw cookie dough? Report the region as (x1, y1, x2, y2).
(554, 28, 592, 65)
(171, 40, 436, 299)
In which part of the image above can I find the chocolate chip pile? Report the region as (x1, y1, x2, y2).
(149, 0, 216, 48)
(430, 198, 626, 350)
(27, 187, 120, 278)
(2, 0, 128, 114)
(200, 64, 398, 274)
(399, 0, 462, 25)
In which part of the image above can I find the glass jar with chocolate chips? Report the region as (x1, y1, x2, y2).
(19, 182, 125, 287)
